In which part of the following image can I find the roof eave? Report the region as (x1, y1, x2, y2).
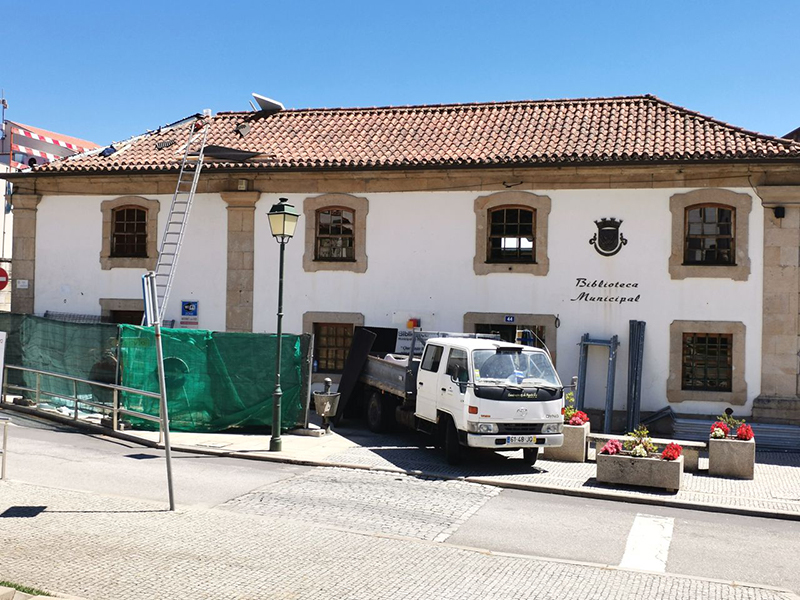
(7, 156, 800, 180)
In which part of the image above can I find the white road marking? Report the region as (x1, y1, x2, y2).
(619, 513, 675, 573)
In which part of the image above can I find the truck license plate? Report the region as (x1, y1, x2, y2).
(506, 435, 536, 444)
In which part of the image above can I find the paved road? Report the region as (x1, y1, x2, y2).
(2, 411, 799, 599)
(2, 411, 311, 507)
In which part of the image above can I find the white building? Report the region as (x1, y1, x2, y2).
(5, 95, 800, 424)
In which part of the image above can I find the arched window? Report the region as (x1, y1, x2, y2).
(315, 207, 355, 261)
(684, 204, 735, 265)
(111, 206, 148, 258)
(487, 206, 535, 263)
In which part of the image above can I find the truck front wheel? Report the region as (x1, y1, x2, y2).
(444, 417, 463, 465)
(366, 391, 394, 433)
(523, 447, 540, 466)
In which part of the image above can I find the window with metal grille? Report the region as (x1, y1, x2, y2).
(684, 204, 735, 265)
(487, 206, 535, 263)
(314, 323, 354, 373)
(315, 208, 355, 261)
(111, 207, 148, 258)
(681, 333, 733, 392)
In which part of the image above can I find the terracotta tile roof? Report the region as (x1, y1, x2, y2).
(23, 95, 800, 175)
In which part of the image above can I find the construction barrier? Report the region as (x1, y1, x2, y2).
(0, 314, 311, 432)
(118, 325, 311, 432)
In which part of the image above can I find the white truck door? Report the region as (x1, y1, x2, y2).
(415, 343, 445, 422)
(439, 347, 469, 426)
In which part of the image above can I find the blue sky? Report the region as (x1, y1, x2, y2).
(3, 0, 798, 145)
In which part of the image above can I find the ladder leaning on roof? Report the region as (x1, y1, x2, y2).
(149, 117, 211, 322)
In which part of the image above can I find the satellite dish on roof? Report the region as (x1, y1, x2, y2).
(252, 93, 284, 115)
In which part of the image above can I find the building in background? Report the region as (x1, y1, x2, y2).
(0, 94, 98, 310)
(4, 95, 800, 425)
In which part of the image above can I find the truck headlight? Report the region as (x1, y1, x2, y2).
(542, 423, 563, 434)
(467, 422, 499, 434)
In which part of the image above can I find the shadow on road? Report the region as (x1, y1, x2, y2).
(327, 416, 547, 478)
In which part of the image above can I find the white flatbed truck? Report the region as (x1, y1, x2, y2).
(357, 333, 565, 465)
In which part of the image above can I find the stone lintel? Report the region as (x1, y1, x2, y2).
(757, 186, 800, 205)
(221, 191, 261, 209)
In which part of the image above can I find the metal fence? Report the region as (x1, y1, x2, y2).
(2, 364, 163, 431)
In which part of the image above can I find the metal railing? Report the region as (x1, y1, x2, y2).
(2, 364, 162, 430)
(1, 416, 8, 480)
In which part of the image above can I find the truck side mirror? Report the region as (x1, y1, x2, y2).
(452, 367, 469, 393)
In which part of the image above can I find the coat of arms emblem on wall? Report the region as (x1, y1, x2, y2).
(589, 217, 627, 257)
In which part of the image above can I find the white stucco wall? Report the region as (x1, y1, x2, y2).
(31, 185, 763, 416)
(253, 188, 763, 416)
(34, 193, 227, 331)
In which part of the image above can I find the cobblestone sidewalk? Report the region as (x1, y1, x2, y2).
(1, 481, 797, 600)
(322, 428, 800, 517)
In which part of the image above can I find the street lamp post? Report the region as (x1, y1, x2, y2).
(267, 198, 300, 452)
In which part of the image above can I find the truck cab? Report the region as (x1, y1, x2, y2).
(415, 338, 564, 465)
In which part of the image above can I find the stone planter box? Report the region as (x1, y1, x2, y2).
(708, 437, 755, 480)
(596, 453, 684, 492)
(544, 422, 589, 462)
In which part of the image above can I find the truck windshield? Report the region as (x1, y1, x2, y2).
(472, 350, 560, 387)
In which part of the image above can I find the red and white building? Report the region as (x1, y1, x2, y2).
(0, 117, 98, 309)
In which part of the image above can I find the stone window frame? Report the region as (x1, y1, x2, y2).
(101, 196, 159, 270)
(669, 189, 751, 281)
(303, 311, 365, 384)
(303, 194, 368, 273)
(474, 191, 550, 276)
(99, 298, 144, 323)
(667, 320, 746, 406)
(463, 311, 558, 366)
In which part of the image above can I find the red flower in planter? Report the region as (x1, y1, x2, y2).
(569, 411, 589, 426)
(736, 424, 754, 441)
(599, 439, 623, 455)
(710, 421, 730, 436)
(661, 442, 682, 461)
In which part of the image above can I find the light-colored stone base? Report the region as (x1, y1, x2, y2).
(596, 453, 684, 492)
(752, 396, 800, 426)
(589, 433, 702, 473)
(708, 437, 755, 479)
(544, 423, 588, 462)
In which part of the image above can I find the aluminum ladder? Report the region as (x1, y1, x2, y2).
(151, 118, 210, 321)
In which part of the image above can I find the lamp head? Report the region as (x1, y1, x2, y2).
(268, 197, 300, 242)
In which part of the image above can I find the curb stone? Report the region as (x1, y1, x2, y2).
(157, 443, 800, 522)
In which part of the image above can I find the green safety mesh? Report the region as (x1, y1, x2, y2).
(0, 313, 119, 413)
(0, 315, 312, 432)
(118, 325, 311, 432)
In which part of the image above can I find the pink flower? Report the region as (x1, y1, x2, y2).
(569, 411, 589, 426)
(599, 439, 623, 455)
